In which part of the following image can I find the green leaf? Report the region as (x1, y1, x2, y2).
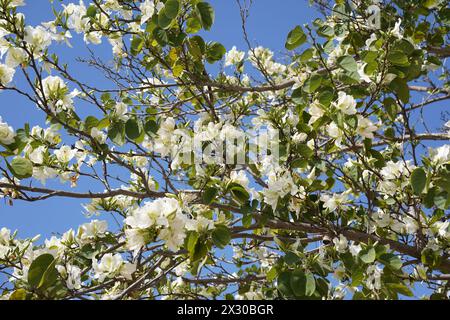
(386, 283, 414, 297)
(86, 5, 97, 18)
(39, 259, 58, 289)
(196, 2, 215, 31)
(186, 17, 202, 34)
(212, 225, 231, 249)
(434, 191, 449, 209)
(27, 254, 57, 289)
(164, 0, 180, 19)
(191, 238, 208, 262)
(144, 119, 158, 136)
(317, 25, 334, 38)
(131, 37, 144, 55)
(359, 247, 376, 264)
(297, 144, 314, 159)
(188, 36, 206, 60)
(389, 78, 410, 103)
(158, 10, 173, 29)
(186, 232, 199, 254)
(125, 119, 141, 140)
(229, 184, 250, 204)
(291, 158, 308, 169)
(206, 42, 226, 63)
(285, 25, 307, 50)
(203, 187, 218, 204)
(410, 168, 427, 195)
(304, 272, 316, 296)
(388, 50, 410, 66)
(290, 270, 316, 297)
(337, 55, 358, 72)
(303, 74, 322, 93)
(242, 214, 252, 228)
(153, 27, 168, 45)
(10, 157, 33, 179)
(108, 121, 125, 146)
(284, 251, 300, 265)
(84, 116, 99, 131)
(277, 272, 294, 297)
(421, 248, 442, 267)
(266, 267, 278, 282)
(379, 253, 403, 270)
(9, 289, 27, 300)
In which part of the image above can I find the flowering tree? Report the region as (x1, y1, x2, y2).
(0, 0, 449, 300)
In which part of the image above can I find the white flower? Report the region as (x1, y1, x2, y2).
(5, 47, 27, 68)
(84, 31, 103, 45)
(114, 102, 128, 120)
(391, 19, 403, 39)
(356, 115, 377, 139)
(125, 197, 187, 252)
(32, 166, 57, 185)
(429, 145, 450, 165)
(124, 228, 147, 253)
(365, 33, 377, 48)
(125, 198, 180, 230)
(349, 242, 362, 257)
(93, 253, 136, 282)
(327, 122, 343, 146)
(154, 117, 176, 156)
(140, 0, 156, 24)
(366, 264, 383, 290)
(321, 192, 349, 212)
(91, 127, 107, 143)
(66, 265, 82, 290)
(0, 227, 11, 245)
(402, 216, 419, 235)
(29, 146, 46, 164)
(334, 91, 357, 115)
(225, 46, 245, 67)
(292, 132, 308, 144)
(372, 208, 392, 228)
(158, 214, 188, 251)
(77, 220, 108, 243)
(120, 262, 136, 280)
(434, 221, 449, 239)
(0, 117, 16, 145)
(92, 253, 122, 282)
(333, 234, 348, 253)
(333, 265, 346, 280)
(357, 62, 372, 83)
(9, 0, 26, 7)
(261, 169, 299, 209)
(0, 64, 15, 86)
(230, 170, 249, 189)
(186, 216, 214, 232)
(42, 75, 67, 98)
(54, 145, 77, 163)
(24, 26, 52, 53)
(308, 101, 325, 125)
(63, 1, 89, 33)
(380, 160, 409, 180)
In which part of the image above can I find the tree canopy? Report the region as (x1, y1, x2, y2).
(0, 0, 449, 300)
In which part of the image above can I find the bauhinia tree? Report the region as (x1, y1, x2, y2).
(0, 0, 449, 300)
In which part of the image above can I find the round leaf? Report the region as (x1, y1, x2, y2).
(10, 157, 33, 179)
